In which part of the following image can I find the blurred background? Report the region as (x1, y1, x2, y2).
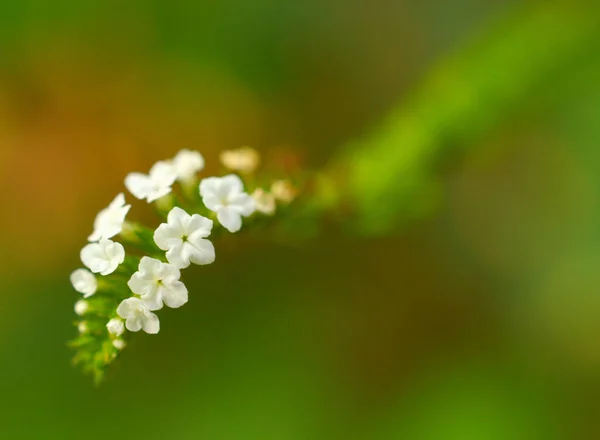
(1, 0, 600, 438)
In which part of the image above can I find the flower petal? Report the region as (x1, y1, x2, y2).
(126, 316, 143, 332)
(70, 269, 97, 298)
(217, 207, 243, 233)
(154, 224, 183, 251)
(187, 238, 216, 265)
(149, 161, 177, 187)
(187, 214, 213, 238)
(172, 149, 204, 181)
(166, 242, 187, 269)
(142, 312, 160, 334)
(125, 173, 151, 200)
(230, 193, 256, 216)
(220, 174, 244, 196)
(161, 281, 188, 309)
(199, 177, 220, 197)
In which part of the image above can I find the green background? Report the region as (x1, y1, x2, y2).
(1, 1, 600, 439)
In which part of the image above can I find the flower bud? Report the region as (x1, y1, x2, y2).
(106, 318, 125, 336)
(271, 180, 297, 204)
(252, 188, 276, 215)
(112, 339, 126, 350)
(220, 147, 260, 173)
(78, 321, 88, 334)
(74, 300, 89, 316)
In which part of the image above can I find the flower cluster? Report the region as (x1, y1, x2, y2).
(69, 147, 297, 383)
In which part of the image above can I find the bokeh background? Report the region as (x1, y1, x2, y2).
(2, 1, 600, 439)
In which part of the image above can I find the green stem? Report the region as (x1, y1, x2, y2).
(329, 1, 599, 234)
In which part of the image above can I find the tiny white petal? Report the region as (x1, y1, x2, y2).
(70, 269, 98, 298)
(125, 161, 176, 203)
(106, 318, 125, 336)
(171, 149, 205, 182)
(74, 300, 89, 316)
(199, 174, 256, 233)
(81, 239, 125, 276)
(117, 297, 160, 334)
(154, 207, 215, 269)
(78, 321, 88, 333)
(127, 257, 188, 310)
(88, 193, 131, 242)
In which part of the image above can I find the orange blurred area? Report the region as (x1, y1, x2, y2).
(0, 44, 272, 276)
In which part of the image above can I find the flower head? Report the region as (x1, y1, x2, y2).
(116, 297, 160, 334)
(78, 322, 88, 334)
(220, 147, 260, 174)
(171, 149, 205, 182)
(251, 188, 276, 215)
(154, 207, 215, 269)
(70, 269, 98, 298)
(125, 161, 177, 203)
(106, 318, 125, 336)
(81, 239, 125, 276)
(75, 300, 89, 316)
(127, 257, 188, 310)
(88, 193, 131, 242)
(200, 174, 256, 232)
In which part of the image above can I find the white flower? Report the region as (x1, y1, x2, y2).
(127, 257, 188, 310)
(78, 321, 88, 333)
(251, 188, 276, 215)
(199, 174, 256, 232)
(112, 339, 126, 350)
(125, 161, 177, 203)
(88, 193, 131, 242)
(70, 269, 97, 298)
(171, 149, 204, 182)
(106, 318, 125, 336)
(81, 239, 125, 276)
(271, 180, 297, 204)
(116, 297, 160, 334)
(154, 207, 215, 269)
(74, 300, 89, 316)
(220, 147, 260, 173)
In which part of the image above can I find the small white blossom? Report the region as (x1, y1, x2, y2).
(171, 149, 205, 182)
(78, 321, 88, 333)
(112, 339, 126, 350)
(271, 180, 297, 204)
(116, 297, 160, 334)
(88, 193, 131, 242)
(75, 300, 89, 316)
(125, 161, 177, 203)
(127, 257, 188, 310)
(220, 147, 260, 173)
(106, 318, 125, 336)
(70, 269, 97, 298)
(199, 174, 256, 233)
(81, 239, 125, 276)
(252, 188, 276, 215)
(154, 207, 215, 269)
